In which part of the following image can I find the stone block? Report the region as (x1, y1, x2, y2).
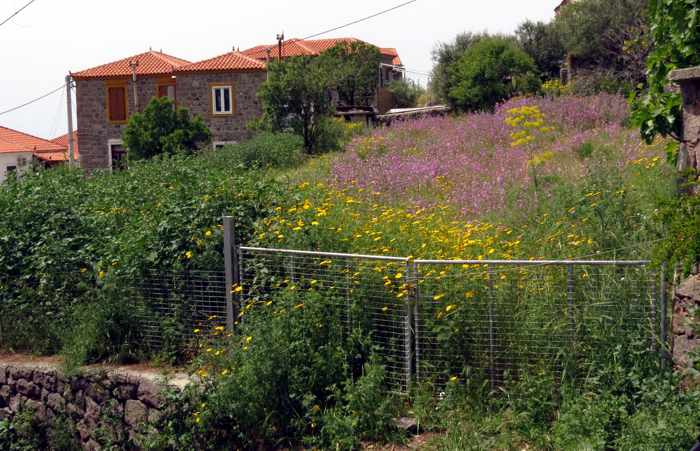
(0, 385, 10, 405)
(85, 396, 100, 423)
(0, 366, 6, 385)
(66, 402, 84, 420)
(137, 380, 163, 408)
(84, 439, 101, 451)
(23, 399, 46, 421)
(0, 407, 12, 420)
(47, 393, 66, 413)
(124, 399, 147, 427)
(16, 379, 40, 399)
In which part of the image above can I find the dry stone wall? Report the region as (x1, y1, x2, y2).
(0, 363, 185, 450)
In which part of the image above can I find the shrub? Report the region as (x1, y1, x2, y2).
(387, 80, 426, 108)
(123, 97, 211, 160)
(221, 132, 304, 169)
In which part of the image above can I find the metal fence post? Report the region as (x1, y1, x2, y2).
(404, 260, 414, 392)
(412, 261, 421, 385)
(567, 264, 576, 377)
(660, 264, 668, 367)
(487, 265, 496, 392)
(223, 216, 238, 332)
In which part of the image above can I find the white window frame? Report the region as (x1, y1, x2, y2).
(107, 139, 124, 172)
(211, 85, 233, 115)
(213, 141, 236, 150)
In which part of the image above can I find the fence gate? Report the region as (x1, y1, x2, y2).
(235, 243, 667, 394)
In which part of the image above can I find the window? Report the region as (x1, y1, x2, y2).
(6, 165, 16, 174)
(108, 139, 127, 171)
(107, 83, 128, 123)
(211, 85, 233, 115)
(17, 157, 27, 167)
(157, 81, 176, 101)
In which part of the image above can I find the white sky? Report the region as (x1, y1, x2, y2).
(0, 0, 558, 139)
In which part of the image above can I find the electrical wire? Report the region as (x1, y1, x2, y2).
(0, 83, 65, 117)
(302, 0, 418, 40)
(0, 0, 38, 29)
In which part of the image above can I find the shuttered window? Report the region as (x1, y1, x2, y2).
(107, 86, 127, 122)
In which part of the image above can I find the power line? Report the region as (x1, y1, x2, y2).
(0, 83, 65, 117)
(0, 0, 38, 29)
(302, 0, 418, 40)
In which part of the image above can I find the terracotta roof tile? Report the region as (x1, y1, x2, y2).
(0, 125, 66, 154)
(176, 51, 266, 73)
(72, 51, 190, 79)
(241, 37, 401, 64)
(41, 131, 79, 161)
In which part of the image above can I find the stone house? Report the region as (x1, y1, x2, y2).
(71, 39, 404, 171)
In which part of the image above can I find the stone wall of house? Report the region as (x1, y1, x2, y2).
(175, 70, 267, 145)
(670, 67, 700, 180)
(673, 273, 700, 373)
(75, 76, 165, 172)
(0, 363, 182, 450)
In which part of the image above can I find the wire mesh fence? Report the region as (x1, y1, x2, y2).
(237, 247, 665, 394)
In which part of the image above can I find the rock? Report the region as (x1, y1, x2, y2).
(16, 379, 40, 399)
(85, 396, 100, 423)
(114, 383, 137, 401)
(124, 400, 147, 427)
(84, 439, 101, 451)
(677, 274, 700, 300)
(47, 393, 66, 413)
(137, 380, 163, 409)
(8, 367, 32, 382)
(0, 407, 12, 420)
(86, 383, 108, 403)
(66, 403, 84, 420)
(0, 385, 10, 405)
(393, 416, 418, 433)
(33, 371, 57, 392)
(0, 366, 6, 385)
(9, 395, 21, 412)
(23, 399, 46, 421)
(76, 421, 91, 442)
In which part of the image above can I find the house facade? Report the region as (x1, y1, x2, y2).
(0, 126, 70, 183)
(71, 38, 404, 171)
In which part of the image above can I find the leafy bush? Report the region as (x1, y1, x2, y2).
(0, 149, 283, 356)
(123, 97, 211, 160)
(220, 132, 304, 169)
(144, 290, 397, 450)
(387, 79, 426, 108)
(0, 410, 80, 451)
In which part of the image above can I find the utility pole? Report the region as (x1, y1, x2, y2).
(65, 74, 76, 166)
(276, 32, 284, 61)
(129, 59, 139, 113)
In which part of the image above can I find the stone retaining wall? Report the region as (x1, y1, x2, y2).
(0, 362, 186, 450)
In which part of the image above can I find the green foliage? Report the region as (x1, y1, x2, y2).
(61, 286, 143, 373)
(554, 0, 650, 83)
(221, 132, 304, 169)
(569, 68, 635, 96)
(430, 32, 490, 103)
(144, 290, 396, 450)
(654, 188, 700, 273)
(319, 41, 382, 107)
(447, 36, 539, 112)
(632, 0, 700, 145)
(259, 57, 334, 153)
(387, 79, 426, 108)
(123, 97, 211, 160)
(0, 151, 283, 356)
(0, 410, 80, 451)
(516, 20, 566, 79)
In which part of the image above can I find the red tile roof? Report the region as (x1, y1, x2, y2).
(242, 38, 403, 66)
(176, 51, 266, 73)
(0, 125, 66, 154)
(72, 51, 191, 79)
(40, 131, 79, 162)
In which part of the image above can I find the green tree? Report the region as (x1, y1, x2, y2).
(320, 41, 382, 107)
(554, 0, 650, 84)
(516, 20, 566, 80)
(632, 0, 700, 151)
(447, 36, 538, 112)
(258, 57, 334, 153)
(430, 32, 489, 103)
(387, 79, 426, 108)
(122, 97, 211, 160)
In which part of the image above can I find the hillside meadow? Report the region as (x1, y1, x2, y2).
(2, 95, 699, 450)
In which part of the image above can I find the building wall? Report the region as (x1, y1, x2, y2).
(175, 71, 267, 145)
(75, 76, 165, 171)
(0, 151, 34, 184)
